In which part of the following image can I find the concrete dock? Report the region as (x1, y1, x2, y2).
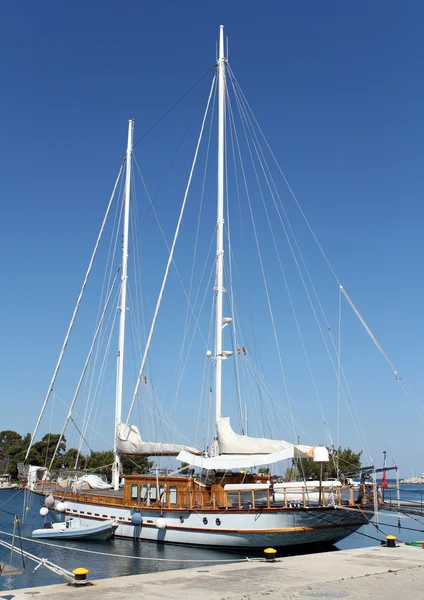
(3, 544, 424, 600)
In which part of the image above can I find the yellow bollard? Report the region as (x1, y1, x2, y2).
(72, 567, 90, 585)
(264, 548, 277, 561)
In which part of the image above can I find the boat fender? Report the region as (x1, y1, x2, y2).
(44, 494, 55, 508)
(131, 513, 143, 526)
(39, 506, 49, 517)
(156, 517, 167, 529)
(56, 501, 67, 512)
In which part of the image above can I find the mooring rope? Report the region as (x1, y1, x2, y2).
(0, 530, 257, 563)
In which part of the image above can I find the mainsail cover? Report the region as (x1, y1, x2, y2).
(177, 444, 313, 471)
(217, 416, 312, 455)
(116, 423, 198, 456)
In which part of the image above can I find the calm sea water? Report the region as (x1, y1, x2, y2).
(1, 482, 423, 592)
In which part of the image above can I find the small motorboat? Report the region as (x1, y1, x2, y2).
(0, 475, 19, 490)
(32, 518, 118, 541)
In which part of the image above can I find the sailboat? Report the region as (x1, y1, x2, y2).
(25, 25, 380, 549)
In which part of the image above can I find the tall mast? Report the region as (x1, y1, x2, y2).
(112, 119, 134, 490)
(215, 26, 226, 426)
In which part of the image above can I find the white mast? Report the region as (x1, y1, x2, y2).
(215, 25, 226, 428)
(112, 119, 134, 490)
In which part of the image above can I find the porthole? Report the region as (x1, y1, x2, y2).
(216, 518, 221, 526)
(179, 516, 184, 523)
(203, 517, 208, 525)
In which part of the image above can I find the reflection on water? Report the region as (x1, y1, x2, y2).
(1, 486, 424, 591)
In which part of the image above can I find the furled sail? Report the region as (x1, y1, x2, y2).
(217, 416, 313, 456)
(116, 423, 198, 456)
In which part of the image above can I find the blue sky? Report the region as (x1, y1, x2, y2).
(0, 2, 423, 477)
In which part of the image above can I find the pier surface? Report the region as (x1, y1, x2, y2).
(4, 544, 424, 600)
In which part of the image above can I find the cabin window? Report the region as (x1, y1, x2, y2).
(150, 486, 157, 501)
(140, 485, 148, 502)
(170, 486, 177, 505)
(159, 486, 166, 503)
(131, 484, 138, 501)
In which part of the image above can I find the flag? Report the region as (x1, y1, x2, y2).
(381, 471, 387, 488)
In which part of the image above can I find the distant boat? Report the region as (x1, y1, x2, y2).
(0, 475, 18, 490)
(32, 518, 118, 541)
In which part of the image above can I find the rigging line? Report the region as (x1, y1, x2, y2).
(134, 378, 198, 446)
(49, 270, 120, 469)
(226, 87, 268, 436)
(81, 195, 123, 450)
(83, 181, 124, 451)
(96, 161, 126, 332)
(126, 75, 217, 425)
(128, 174, 151, 383)
(228, 71, 334, 438)
(227, 76, 390, 455)
(131, 73, 214, 244)
(231, 72, 372, 460)
(324, 326, 373, 463)
(310, 510, 384, 542)
(0, 489, 22, 510)
(132, 155, 209, 350)
(195, 286, 217, 450)
(44, 396, 56, 468)
(337, 283, 341, 467)
(396, 380, 424, 421)
(227, 64, 340, 286)
(231, 89, 333, 443)
(340, 285, 402, 381)
(224, 114, 243, 433)
(226, 95, 268, 436)
(79, 284, 121, 453)
(0, 530, 255, 563)
(47, 391, 113, 450)
(228, 81, 307, 443)
(25, 161, 125, 462)
(241, 353, 312, 442)
(68, 416, 94, 456)
(169, 231, 216, 389)
(133, 65, 216, 149)
(228, 68, 359, 416)
(168, 255, 217, 420)
(226, 73, 297, 442)
(176, 75, 217, 395)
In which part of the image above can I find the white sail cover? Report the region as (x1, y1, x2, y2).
(217, 416, 311, 455)
(177, 443, 313, 471)
(116, 423, 198, 456)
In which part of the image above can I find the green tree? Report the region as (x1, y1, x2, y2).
(0, 430, 22, 457)
(7, 433, 31, 479)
